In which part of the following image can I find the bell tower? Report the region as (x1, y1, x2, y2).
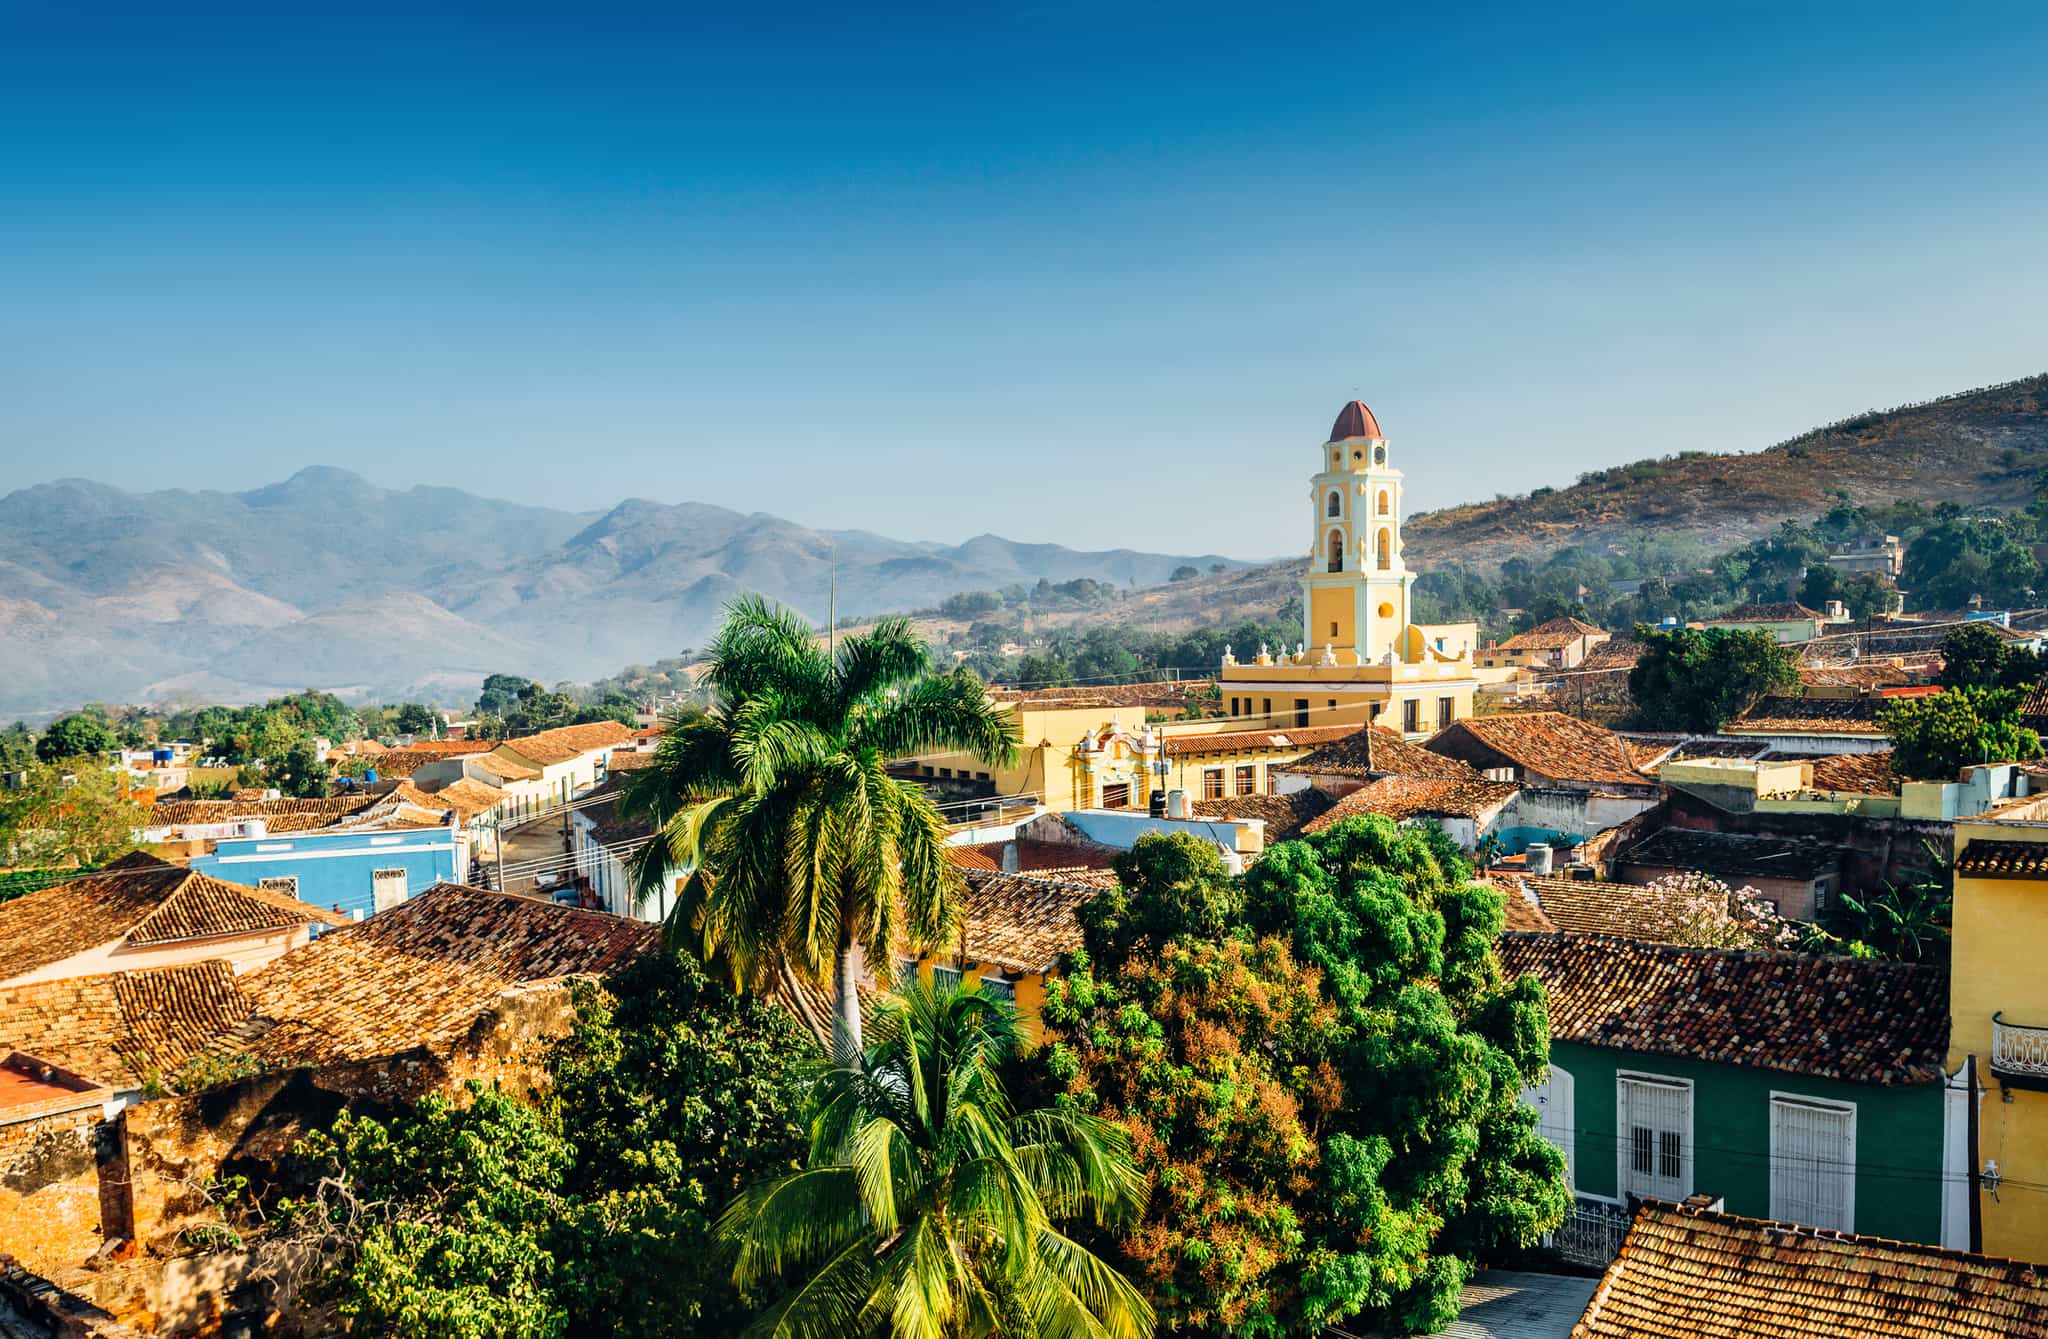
(1302, 400, 1415, 665)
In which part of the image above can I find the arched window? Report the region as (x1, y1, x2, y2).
(1376, 528, 1391, 570)
(1327, 530, 1344, 573)
(1377, 489, 1390, 516)
(1326, 490, 1342, 518)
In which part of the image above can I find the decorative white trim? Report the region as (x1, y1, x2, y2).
(211, 841, 456, 864)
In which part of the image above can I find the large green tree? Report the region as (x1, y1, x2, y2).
(1900, 519, 2039, 610)
(1041, 827, 1566, 1337)
(35, 712, 119, 762)
(1879, 687, 2043, 780)
(628, 596, 1019, 1059)
(545, 950, 813, 1337)
(277, 950, 815, 1339)
(1627, 624, 1798, 733)
(720, 981, 1154, 1339)
(1938, 622, 2011, 691)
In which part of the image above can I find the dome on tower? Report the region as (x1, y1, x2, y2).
(1328, 400, 1383, 442)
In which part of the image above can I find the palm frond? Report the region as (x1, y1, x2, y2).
(854, 672, 1022, 769)
(719, 1165, 868, 1288)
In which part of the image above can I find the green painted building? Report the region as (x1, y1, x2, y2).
(1499, 932, 1953, 1245)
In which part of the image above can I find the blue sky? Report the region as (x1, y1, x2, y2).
(3, 2, 2045, 557)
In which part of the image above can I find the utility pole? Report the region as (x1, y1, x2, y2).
(829, 538, 837, 662)
(494, 808, 506, 892)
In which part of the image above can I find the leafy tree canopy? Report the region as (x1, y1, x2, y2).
(0, 763, 146, 869)
(1041, 826, 1566, 1337)
(1879, 687, 2044, 781)
(1626, 624, 1798, 733)
(35, 712, 119, 763)
(267, 738, 329, 799)
(1938, 623, 2012, 691)
(1900, 518, 2039, 611)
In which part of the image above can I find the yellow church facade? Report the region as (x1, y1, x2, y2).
(1221, 400, 1479, 737)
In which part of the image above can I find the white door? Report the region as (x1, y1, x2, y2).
(1770, 1095, 1856, 1231)
(371, 867, 409, 914)
(1618, 1076, 1693, 1202)
(1522, 1066, 1576, 1188)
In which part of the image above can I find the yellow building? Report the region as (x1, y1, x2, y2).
(905, 693, 1360, 814)
(1220, 400, 1478, 737)
(1949, 806, 2048, 1259)
(896, 867, 1099, 1045)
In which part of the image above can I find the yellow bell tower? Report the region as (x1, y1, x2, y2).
(1304, 401, 1415, 666)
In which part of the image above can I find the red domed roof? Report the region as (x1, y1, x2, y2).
(1328, 400, 1383, 442)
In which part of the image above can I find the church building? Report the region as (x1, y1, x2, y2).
(1219, 401, 1480, 737)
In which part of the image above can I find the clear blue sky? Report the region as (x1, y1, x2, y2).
(3, 2, 2045, 557)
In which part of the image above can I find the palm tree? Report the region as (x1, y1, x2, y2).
(719, 981, 1155, 1339)
(627, 595, 1019, 1059)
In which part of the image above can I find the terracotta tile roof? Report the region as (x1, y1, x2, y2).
(0, 854, 344, 982)
(2021, 679, 2048, 727)
(604, 750, 656, 771)
(1497, 932, 1949, 1084)
(1572, 1200, 2048, 1338)
(464, 752, 543, 783)
(1434, 712, 1647, 787)
(1192, 789, 1337, 842)
(990, 681, 1216, 711)
(145, 795, 379, 833)
(371, 743, 493, 778)
(956, 870, 1101, 974)
(1160, 724, 1359, 759)
(1727, 695, 1887, 736)
(401, 777, 505, 822)
(1580, 639, 1646, 671)
(1509, 875, 1696, 941)
(1807, 751, 1899, 794)
(1303, 775, 1519, 833)
(1618, 827, 1839, 880)
(1275, 725, 1480, 780)
(1494, 617, 1607, 652)
(226, 882, 658, 1071)
(0, 961, 249, 1087)
(769, 964, 881, 1052)
(960, 838, 1119, 876)
(1798, 664, 1917, 690)
(1954, 839, 2048, 880)
(947, 845, 1002, 871)
(497, 721, 637, 768)
(1490, 878, 1557, 933)
(1705, 602, 1826, 624)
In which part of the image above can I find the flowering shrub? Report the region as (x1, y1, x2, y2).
(1646, 871, 1796, 950)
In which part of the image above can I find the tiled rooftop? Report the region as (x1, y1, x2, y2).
(1192, 789, 1338, 842)
(989, 681, 1216, 711)
(145, 795, 378, 832)
(369, 742, 493, 777)
(0, 853, 345, 984)
(1302, 775, 1519, 833)
(497, 720, 637, 767)
(1727, 695, 1887, 736)
(1704, 602, 1826, 624)
(1276, 725, 1480, 781)
(467, 752, 544, 782)
(1499, 875, 1691, 941)
(1493, 617, 1607, 652)
(1571, 1200, 2048, 1338)
(1619, 827, 1840, 880)
(1954, 839, 2048, 881)
(1433, 712, 1648, 787)
(955, 869, 1100, 974)
(1497, 932, 1949, 1085)
(1807, 751, 1899, 794)
(0, 961, 249, 1087)
(225, 882, 658, 1071)
(1160, 724, 1358, 758)
(1580, 639, 1646, 672)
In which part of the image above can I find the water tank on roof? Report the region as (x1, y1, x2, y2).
(365, 770, 377, 784)
(153, 749, 173, 764)
(1149, 791, 1168, 818)
(1527, 843, 1554, 877)
(1165, 789, 1189, 820)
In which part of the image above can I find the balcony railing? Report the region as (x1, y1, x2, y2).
(1992, 1013, 2048, 1088)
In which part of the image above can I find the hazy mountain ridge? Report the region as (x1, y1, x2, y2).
(0, 469, 1247, 713)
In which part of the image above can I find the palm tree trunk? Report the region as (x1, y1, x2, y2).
(832, 933, 863, 1065)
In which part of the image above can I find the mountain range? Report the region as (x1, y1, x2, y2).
(6, 373, 2045, 716)
(0, 470, 1247, 714)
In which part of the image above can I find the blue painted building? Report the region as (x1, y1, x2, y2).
(189, 821, 462, 922)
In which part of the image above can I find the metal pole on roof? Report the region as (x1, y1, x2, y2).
(828, 538, 837, 663)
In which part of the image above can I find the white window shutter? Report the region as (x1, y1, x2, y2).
(1770, 1096, 1856, 1231)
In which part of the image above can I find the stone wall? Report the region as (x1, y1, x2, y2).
(0, 1105, 109, 1274)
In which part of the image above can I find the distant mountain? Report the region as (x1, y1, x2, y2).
(1401, 374, 2048, 569)
(958, 373, 2048, 640)
(0, 469, 1248, 714)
